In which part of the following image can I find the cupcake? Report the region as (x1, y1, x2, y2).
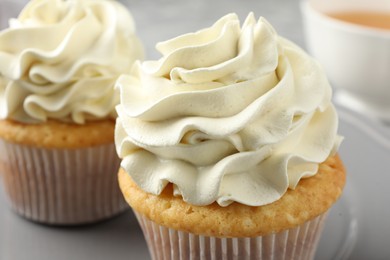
(0, 0, 143, 225)
(116, 13, 345, 259)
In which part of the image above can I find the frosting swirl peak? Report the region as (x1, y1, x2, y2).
(0, 0, 143, 124)
(115, 13, 341, 207)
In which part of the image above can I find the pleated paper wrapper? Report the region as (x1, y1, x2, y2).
(134, 211, 328, 260)
(0, 139, 127, 225)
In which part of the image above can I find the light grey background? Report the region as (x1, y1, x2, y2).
(1, 0, 390, 259)
(121, 0, 304, 59)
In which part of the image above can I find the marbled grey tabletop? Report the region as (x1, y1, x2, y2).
(1, 0, 390, 259)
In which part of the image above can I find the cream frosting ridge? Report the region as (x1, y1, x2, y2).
(0, 0, 143, 124)
(115, 13, 341, 207)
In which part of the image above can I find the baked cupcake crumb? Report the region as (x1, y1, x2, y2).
(119, 155, 345, 238)
(0, 119, 115, 148)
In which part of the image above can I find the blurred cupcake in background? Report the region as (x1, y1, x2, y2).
(0, 0, 143, 225)
(116, 13, 345, 259)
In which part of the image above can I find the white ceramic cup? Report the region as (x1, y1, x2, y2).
(301, 0, 390, 121)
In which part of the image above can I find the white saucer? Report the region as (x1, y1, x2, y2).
(314, 105, 390, 260)
(315, 176, 358, 260)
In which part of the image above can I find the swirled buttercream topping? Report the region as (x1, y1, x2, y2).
(115, 13, 342, 207)
(0, 0, 143, 124)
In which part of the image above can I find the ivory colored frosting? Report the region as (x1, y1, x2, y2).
(115, 13, 341, 207)
(0, 0, 143, 124)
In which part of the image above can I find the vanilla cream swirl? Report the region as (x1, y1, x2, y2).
(116, 13, 342, 207)
(0, 0, 143, 124)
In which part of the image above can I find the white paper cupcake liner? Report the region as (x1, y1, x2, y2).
(0, 139, 127, 225)
(133, 211, 328, 260)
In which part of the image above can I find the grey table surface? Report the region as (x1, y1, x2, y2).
(1, 0, 390, 259)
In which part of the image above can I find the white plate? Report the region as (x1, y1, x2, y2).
(316, 105, 390, 260)
(315, 172, 358, 260)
